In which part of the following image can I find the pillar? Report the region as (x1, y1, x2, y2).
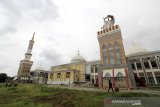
(148, 60, 158, 84)
(134, 62, 140, 77)
(125, 68, 130, 90)
(140, 59, 149, 85)
(112, 69, 115, 88)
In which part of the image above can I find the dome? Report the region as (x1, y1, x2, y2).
(126, 45, 148, 56)
(71, 51, 86, 63)
(34, 65, 44, 71)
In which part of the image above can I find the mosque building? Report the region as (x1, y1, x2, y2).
(30, 65, 49, 84)
(16, 15, 160, 88)
(47, 51, 87, 84)
(47, 15, 160, 89)
(97, 15, 160, 89)
(86, 60, 101, 84)
(126, 44, 160, 85)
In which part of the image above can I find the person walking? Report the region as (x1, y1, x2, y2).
(108, 80, 114, 92)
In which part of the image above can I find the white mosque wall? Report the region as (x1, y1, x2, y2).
(85, 64, 91, 74)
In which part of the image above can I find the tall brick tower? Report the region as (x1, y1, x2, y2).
(17, 33, 35, 81)
(97, 15, 131, 89)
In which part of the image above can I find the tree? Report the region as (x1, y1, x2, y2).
(0, 73, 7, 83)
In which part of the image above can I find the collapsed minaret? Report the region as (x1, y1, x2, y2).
(17, 33, 35, 81)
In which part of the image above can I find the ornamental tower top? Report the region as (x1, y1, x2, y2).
(97, 15, 120, 37)
(103, 15, 115, 29)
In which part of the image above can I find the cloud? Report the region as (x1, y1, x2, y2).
(1, 0, 160, 76)
(0, 0, 59, 36)
(40, 47, 63, 65)
(0, 26, 17, 36)
(0, 0, 59, 76)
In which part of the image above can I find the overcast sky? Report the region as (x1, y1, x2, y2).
(0, 0, 160, 76)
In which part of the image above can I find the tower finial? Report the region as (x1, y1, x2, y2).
(32, 32, 35, 41)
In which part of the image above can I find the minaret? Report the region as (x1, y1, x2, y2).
(97, 15, 126, 65)
(97, 15, 132, 89)
(17, 33, 35, 81)
(24, 32, 35, 61)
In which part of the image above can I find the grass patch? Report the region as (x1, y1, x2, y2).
(0, 84, 159, 107)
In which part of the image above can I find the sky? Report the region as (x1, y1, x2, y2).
(0, 0, 160, 76)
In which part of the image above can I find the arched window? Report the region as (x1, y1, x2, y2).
(105, 73, 111, 80)
(114, 42, 122, 64)
(102, 45, 108, 66)
(108, 44, 115, 64)
(105, 73, 111, 77)
(116, 72, 123, 81)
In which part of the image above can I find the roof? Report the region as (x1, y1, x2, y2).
(127, 50, 160, 58)
(34, 65, 44, 71)
(125, 45, 148, 56)
(71, 50, 86, 63)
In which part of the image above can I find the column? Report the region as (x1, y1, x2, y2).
(134, 62, 140, 77)
(125, 68, 130, 90)
(155, 56, 160, 69)
(100, 64, 103, 88)
(140, 59, 149, 85)
(148, 60, 158, 84)
(112, 69, 115, 88)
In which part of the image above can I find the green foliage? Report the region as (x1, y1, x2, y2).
(8, 87, 17, 92)
(0, 73, 7, 83)
(5, 101, 50, 107)
(13, 83, 18, 86)
(115, 87, 119, 92)
(40, 86, 57, 92)
(113, 92, 150, 97)
(0, 84, 159, 107)
(4, 82, 18, 88)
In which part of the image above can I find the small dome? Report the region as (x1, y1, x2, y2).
(71, 50, 86, 63)
(126, 45, 148, 56)
(34, 65, 44, 71)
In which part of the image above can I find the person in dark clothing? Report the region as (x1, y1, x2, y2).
(108, 80, 114, 92)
